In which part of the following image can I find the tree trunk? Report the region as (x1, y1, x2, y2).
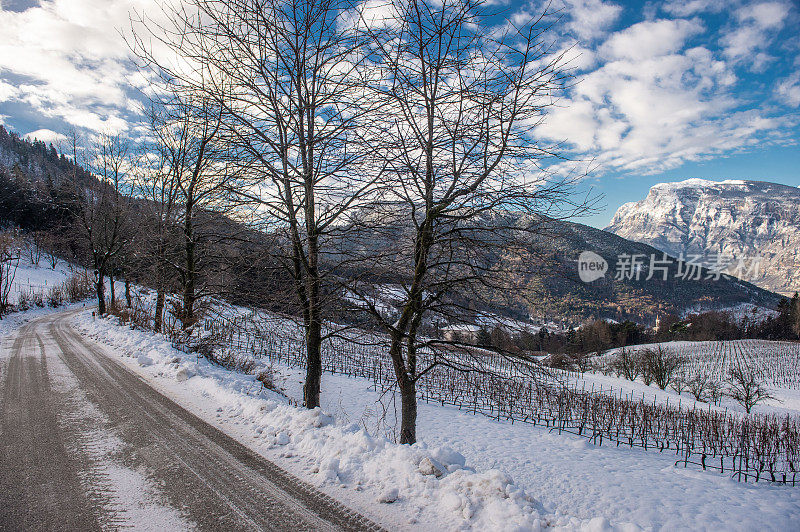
(303, 246, 322, 409)
(109, 271, 116, 309)
(96, 275, 106, 315)
(302, 217, 323, 409)
(303, 315, 322, 409)
(399, 377, 417, 444)
(125, 277, 132, 308)
(183, 209, 196, 330)
(154, 289, 165, 333)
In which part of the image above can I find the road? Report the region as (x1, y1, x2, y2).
(0, 310, 384, 531)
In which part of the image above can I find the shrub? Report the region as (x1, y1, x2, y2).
(63, 273, 93, 302)
(17, 290, 31, 311)
(46, 286, 64, 307)
(256, 366, 284, 394)
(641, 346, 685, 390)
(607, 348, 640, 381)
(671, 372, 689, 394)
(207, 348, 257, 374)
(725, 365, 775, 414)
(31, 291, 44, 307)
(542, 352, 574, 370)
(687, 372, 713, 401)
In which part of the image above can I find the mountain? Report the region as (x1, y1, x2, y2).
(507, 217, 780, 324)
(606, 179, 800, 296)
(341, 210, 781, 327)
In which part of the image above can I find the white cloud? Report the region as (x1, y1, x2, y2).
(735, 1, 790, 28)
(662, 0, 727, 17)
(0, 0, 796, 180)
(532, 1, 798, 177)
(0, 80, 19, 102)
(558, 44, 597, 71)
(720, 1, 791, 67)
(560, 0, 623, 41)
(341, 0, 402, 31)
(536, 10, 786, 175)
(599, 18, 704, 61)
(777, 73, 800, 107)
(0, 0, 162, 133)
(22, 128, 68, 144)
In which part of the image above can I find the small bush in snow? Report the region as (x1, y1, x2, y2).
(46, 286, 64, 307)
(725, 365, 776, 413)
(256, 366, 283, 394)
(607, 348, 640, 381)
(640, 346, 685, 390)
(17, 290, 31, 311)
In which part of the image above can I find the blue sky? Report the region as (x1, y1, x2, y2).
(0, 0, 798, 228)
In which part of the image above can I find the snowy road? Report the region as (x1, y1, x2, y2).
(0, 310, 383, 531)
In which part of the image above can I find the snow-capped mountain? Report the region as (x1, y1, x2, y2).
(606, 179, 800, 296)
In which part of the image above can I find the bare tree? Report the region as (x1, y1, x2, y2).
(608, 347, 640, 381)
(24, 231, 43, 266)
(133, 0, 383, 408)
(70, 132, 132, 315)
(726, 364, 775, 413)
(169, 97, 226, 330)
(641, 346, 684, 390)
(0, 230, 20, 317)
(132, 93, 227, 331)
(41, 231, 60, 269)
(686, 371, 716, 402)
(132, 112, 179, 331)
(348, 0, 587, 443)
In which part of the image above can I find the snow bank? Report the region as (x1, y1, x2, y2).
(74, 311, 626, 531)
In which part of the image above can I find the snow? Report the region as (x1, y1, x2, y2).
(653, 178, 748, 190)
(74, 310, 800, 531)
(3, 256, 73, 305)
(75, 312, 613, 530)
(2, 256, 123, 308)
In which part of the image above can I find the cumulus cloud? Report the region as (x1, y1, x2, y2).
(662, 0, 727, 16)
(536, 3, 795, 176)
(0, 0, 155, 133)
(551, 0, 623, 41)
(599, 18, 704, 60)
(720, 1, 790, 68)
(0, 0, 796, 180)
(0, 80, 19, 102)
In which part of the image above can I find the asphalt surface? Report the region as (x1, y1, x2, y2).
(0, 310, 384, 531)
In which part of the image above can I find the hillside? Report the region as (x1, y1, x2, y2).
(606, 179, 800, 296)
(506, 217, 780, 324)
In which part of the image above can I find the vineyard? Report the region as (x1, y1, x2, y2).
(604, 340, 800, 390)
(131, 296, 800, 485)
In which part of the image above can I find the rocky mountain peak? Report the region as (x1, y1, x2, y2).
(606, 179, 800, 295)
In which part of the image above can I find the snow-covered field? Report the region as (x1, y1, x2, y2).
(75, 311, 800, 531)
(3, 256, 73, 305)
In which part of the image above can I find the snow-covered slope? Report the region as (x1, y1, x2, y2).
(4, 256, 73, 305)
(606, 179, 800, 295)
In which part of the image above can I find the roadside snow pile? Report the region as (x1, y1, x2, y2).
(73, 311, 617, 531)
